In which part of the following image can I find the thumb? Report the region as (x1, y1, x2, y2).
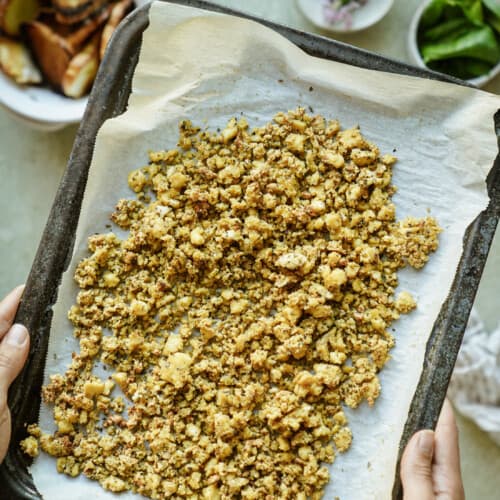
(0, 324, 29, 462)
(400, 429, 435, 500)
(0, 324, 30, 393)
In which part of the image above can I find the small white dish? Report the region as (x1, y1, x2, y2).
(408, 0, 500, 87)
(296, 0, 394, 33)
(0, 70, 86, 131)
(0, 0, 151, 131)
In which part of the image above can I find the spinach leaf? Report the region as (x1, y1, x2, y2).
(422, 0, 483, 26)
(422, 17, 471, 40)
(418, 0, 500, 79)
(421, 0, 447, 28)
(487, 10, 500, 32)
(457, 0, 484, 25)
(442, 5, 468, 21)
(483, 0, 500, 18)
(421, 24, 500, 64)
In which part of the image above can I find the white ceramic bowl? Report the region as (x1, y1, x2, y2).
(0, 0, 150, 131)
(408, 0, 500, 87)
(296, 0, 394, 33)
(0, 70, 87, 131)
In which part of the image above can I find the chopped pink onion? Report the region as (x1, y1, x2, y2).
(322, 0, 368, 29)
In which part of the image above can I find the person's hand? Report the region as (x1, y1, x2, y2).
(401, 399, 465, 500)
(0, 286, 30, 463)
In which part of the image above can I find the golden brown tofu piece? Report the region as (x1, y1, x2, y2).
(53, 0, 108, 25)
(66, 5, 112, 49)
(99, 0, 132, 60)
(0, 36, 42, 84)
(25, 20, 74, 89)
(62, 32, 100, 98)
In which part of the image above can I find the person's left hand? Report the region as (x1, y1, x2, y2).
(0, 286, 30, 463)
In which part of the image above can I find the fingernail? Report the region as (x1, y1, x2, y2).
(5, 324, 28, 346)
(418, 430, 434, 457)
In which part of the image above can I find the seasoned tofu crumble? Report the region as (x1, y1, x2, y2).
(21, 108, 440, 499)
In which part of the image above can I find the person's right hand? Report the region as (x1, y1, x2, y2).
(401, 399, 465, 500)
(0, 286, 30, 463)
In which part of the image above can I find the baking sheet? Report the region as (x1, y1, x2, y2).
(30, 2, 500, 499)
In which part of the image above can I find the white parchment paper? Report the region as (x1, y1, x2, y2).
(30, 2, 500, 499)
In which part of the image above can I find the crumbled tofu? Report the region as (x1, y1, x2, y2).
(163, 334, 183, 354)
(27, 108, 440, 500)
(334, 427, 352, 452)
(351, 148, 377, 166)
(112, 371, 127, 387)
(102, 271, 120, 288)
(20, 436, 39, 457)
(285, 133, 306, 154)
(84, 380, 105, 397)
(221, 122, 238, 143)
(382, 153, 397, 165)
(276, 252, 308, 272)
(127, 169, 147, 193)
(57, 420, 74, 434)
(395, 291, 417, 313)
(325, 212, 342, 232)
(320, 150, 344, 168)
(102, 476, 127, 492)
(190, 227, 205, 246)
(169, 171, 188, 190)
(130, 299, 150, 317)
(322, 266, 347, 290)
(230, 299, 248, 315)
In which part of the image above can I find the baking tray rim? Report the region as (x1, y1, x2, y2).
(1, 1, 499, 499)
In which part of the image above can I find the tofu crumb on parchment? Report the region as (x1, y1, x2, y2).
(21, 108, 440, 499)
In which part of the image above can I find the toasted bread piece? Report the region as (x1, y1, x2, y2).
(0, 36, 42, 84)
(53, 0, 108, 25)
(53, 0, 90, 8)
(25, 20, 74, 88)
(66, 2, 112, 49)
(0, 0, 40, 36)
(62, 31, 99, 97)
(36, 12, 73, 37)
(99, 0, 132, 59)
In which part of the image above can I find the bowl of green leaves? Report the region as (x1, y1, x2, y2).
(408, 0, 500, 87)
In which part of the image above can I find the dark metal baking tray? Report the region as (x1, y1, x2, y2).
(1, 1, 499, 498)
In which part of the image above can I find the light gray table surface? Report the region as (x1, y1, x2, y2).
(0, 1, 499, 498)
